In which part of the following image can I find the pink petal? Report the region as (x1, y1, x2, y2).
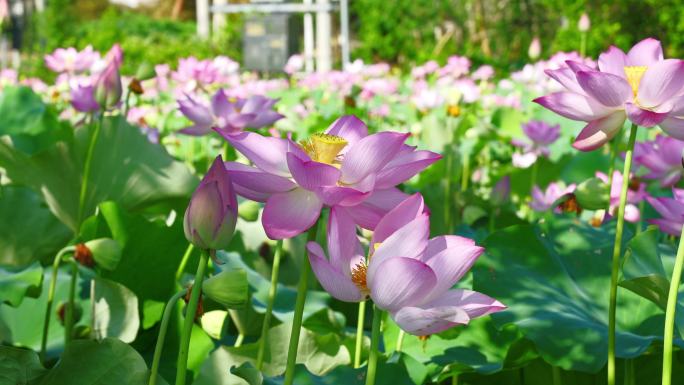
(340, 131, 409, 184)
(625, 103, 670, 128)
(422, 244, 485, 302)
(262, 188, 322, 239)
(627, 38, 664, 66)
(637, 59, 684, 108)
(344, 188, 409, 230)
(328, 206, 364, 274)
(424, 289, 506, 319)
(178, 97, 213, 125)
(371, 193, 425, 246)
(544, 67, 584, 94)
(660, 117, 684, 140)
(391, 305, 469, 336)
(317, 186, 370, 207)
(576, 71, 631, 107)
(368, 257, 437, 312)
(533, 92, 615, 122)
(307, 242, 364, 302)
(325, 115, 369, 147)
(221, 131, 291, 177)
(374, 150, 442, 189)
(225, 162, 295, 202)
(598, 46, 628, 77)
(211, 89, 233, 117)
(179, 124, 212, 136)
(286, 152, 340, 191)
(423, 236, 476, 261)
(573, 111, 626, 151)
(623, 203, 641, 223)
(367, 215, 430, 283)
(648, 218, 683, 236)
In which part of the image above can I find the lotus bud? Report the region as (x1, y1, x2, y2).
(184, 155, 238, 250)
(135, 61, 156, 81)
(528, 37, 541, 60)
(95, 45, 123, 109)
(238, 200, 260, 222)
(84, 238, 122, 271)
(578, 13, 590, 32)
(57, 301, 82, 326)
(491, 176, 510, 206)
(575, 177, 609, 210)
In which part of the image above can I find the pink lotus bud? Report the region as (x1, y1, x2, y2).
(184, 155, 238, 250)
(578, 13, 590, 32)
(528, 37, 541, 60)
(94, 44, 123, 109)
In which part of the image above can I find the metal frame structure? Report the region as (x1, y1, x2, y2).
(199, 0, 350, 72)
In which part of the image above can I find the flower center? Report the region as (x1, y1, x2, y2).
(624, 66, 647, 96)
(300, 133, 348, 164)
(351, 261, 369, 297)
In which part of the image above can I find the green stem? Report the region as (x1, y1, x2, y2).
(552, 366, 562, 385)
(283, 225, 319, 385)
(256, 239, 284, 370)
(228, 309, 246, 347)
(607, 123, 638, 385)
(662, 224, 684, 385)
(354, 300, 367, 368)
(580, 33, 587, 57)
(395, 330, 406, 353)
(64, 261, 79, 349)
(365, 304, 382, 385)
(444, 148, 453, 233)
(452, 374, 459, 385)
(175, 244, 195, 282)
(234, 333, 245, 347)
(530, 160, 539, 193)
(175, 249, 210, 385)
(40, 246, 75, 363)
(636, 200, 645, 235)
(626, 358, 636, 385)
(606, 134, 620, 214)
(460, 153, 470, 192)
(149, 289, 187, 385)
(77, 113, 104, 227)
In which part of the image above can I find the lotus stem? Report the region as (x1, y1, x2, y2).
(149, 289, 187, 385)
(662, 224, 684, 385)
(77, 112, 104, 227)
(256, 239, 285, 370)
(283, 224, 319, 385)
(395, 330, 405, 353)
(40, 245, 75, 363)
(607, 123, 638, 385)
(365, 304, 382, 385)
(175, 244, 195, 282)
(354, 300, 367, 368)
(64, 260, 79, 349)
(175, 249, 209, 385)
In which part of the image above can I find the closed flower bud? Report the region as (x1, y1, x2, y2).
(84, 238, 122, 271)
(134, 61, 156, 81)
(57, 301, 82, 326)
(95, 45, 123, 109)
(238, 200, 260, 222)
(528, 37, 541, 60)
(184, 155, 238, 250)
(578, 12, 590, 32)
(575, 177, 609, 210)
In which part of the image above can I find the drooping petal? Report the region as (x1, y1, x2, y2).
(286, 152, 341, 191)
(328, 206, 363, 273)
(248, 111, 284, 129)
(371, 193, 425, 246)
(573, 111, 626, 151)
(178, 97, 213, 125)
(626, 38, 664, 66)
(224, 162, 295, 202)
(625, 103, 670, 127)
(368, 257, 437, 312)
(344, 188, 409, 230)
(598, 46, 628, 77)
(660, 117, 684, 140)
(544, 67, 584, 94)
(422, 289, 506, 319)
(423, 235, 476, 261)
(317, 185, 370, 207)
(575, 71, 631, 107)
(374, 150, 442, 189)
(367, 215, 430, 283)
(178, 124, 213, 136)
(340, 131, 409, 184)
(220, 131, 291, 177)
(422, 244, 485, 302)
(307, 242, 364, 302)
(533, 92, 615, 122)
(211, 89, 234, 118)
(391, 305, 469, 336)
(637, 59, 684, 108)
(262, 188, 322, 239)
(325, 115, 369, 147)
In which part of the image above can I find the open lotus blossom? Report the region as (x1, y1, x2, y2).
(44, 45, 100, 74)
(172, 56, 222, 92)
(647, 188, 684, 236)
(530, 182, 576, 212)
(178, 90, 283, 136)
(221, 115, 441, 239)
(634, 135, 684, 187)
(597, 171, 648, 222)
(307, 193, 505, 335)
(512, 120, 561, 168)
(535, 38, 684, 150)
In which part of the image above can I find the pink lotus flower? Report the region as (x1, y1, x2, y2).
(530, 182, 576, 212)
(178, 90, 283, 136)
(472, 65, 495, 81)
(71, 83, 99, 113)
(535, 38, 684, 150)
(221, 115, 441, 239)
(45, 46, 99, 74)
(284, 54, 304, 75)
(307, 193, 505, 335)
(597, 171, 648, 222)
(512, 120, 561, 168)
(647, 188, 684, 235)
(172, 57, 221, 92)
(634, 135, 684, 187)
